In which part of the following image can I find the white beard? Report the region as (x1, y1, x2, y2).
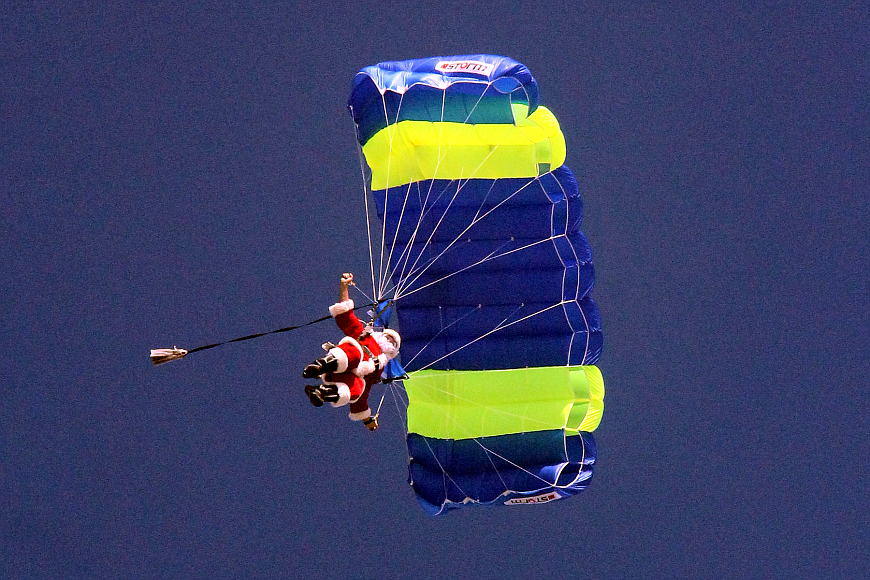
(374, 332, 398, 360)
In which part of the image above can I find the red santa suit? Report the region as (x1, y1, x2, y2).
(320, 299, 387, 422)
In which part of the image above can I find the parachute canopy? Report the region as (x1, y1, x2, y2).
(348, 55, 603, 514)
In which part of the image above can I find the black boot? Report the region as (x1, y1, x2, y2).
(304, 385, 324, 407)
(302, 353, 339, 378)
(304, 384, 339, 407)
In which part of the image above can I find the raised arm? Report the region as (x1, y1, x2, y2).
(330, 272, 365, 337)
(339, 272, 353, 303)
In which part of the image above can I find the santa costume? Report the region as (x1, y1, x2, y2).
(312, 299, 399, 422)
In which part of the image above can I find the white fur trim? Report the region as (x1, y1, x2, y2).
(349, 408, 372, 421)
(329, 383, 351, 407)
(354, 359, 375, 377)
(329, 299, 354, 317)
(327, 346, 349, 373)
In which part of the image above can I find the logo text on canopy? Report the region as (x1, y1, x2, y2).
(435, 60, 495, 76)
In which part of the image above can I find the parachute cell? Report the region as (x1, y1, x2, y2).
(348, 55, 604, 513)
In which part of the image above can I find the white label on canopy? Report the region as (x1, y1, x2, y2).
(504, 491, 560, 505)
(436, 60, 495, 76)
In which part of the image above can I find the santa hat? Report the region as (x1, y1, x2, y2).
(376, 329, 401, 360)
(381, 328, 401, 350)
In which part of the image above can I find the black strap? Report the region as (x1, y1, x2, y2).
(185, 303, 375, 355)
(359, 342, 381, 372)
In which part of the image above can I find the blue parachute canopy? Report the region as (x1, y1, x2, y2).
(348, 55, 603, 514)
(349, 54, 540, 146)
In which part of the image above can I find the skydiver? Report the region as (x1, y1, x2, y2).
(302, 272, 401, 431)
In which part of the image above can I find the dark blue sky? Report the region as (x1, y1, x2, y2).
(3, 3, 868, 579)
